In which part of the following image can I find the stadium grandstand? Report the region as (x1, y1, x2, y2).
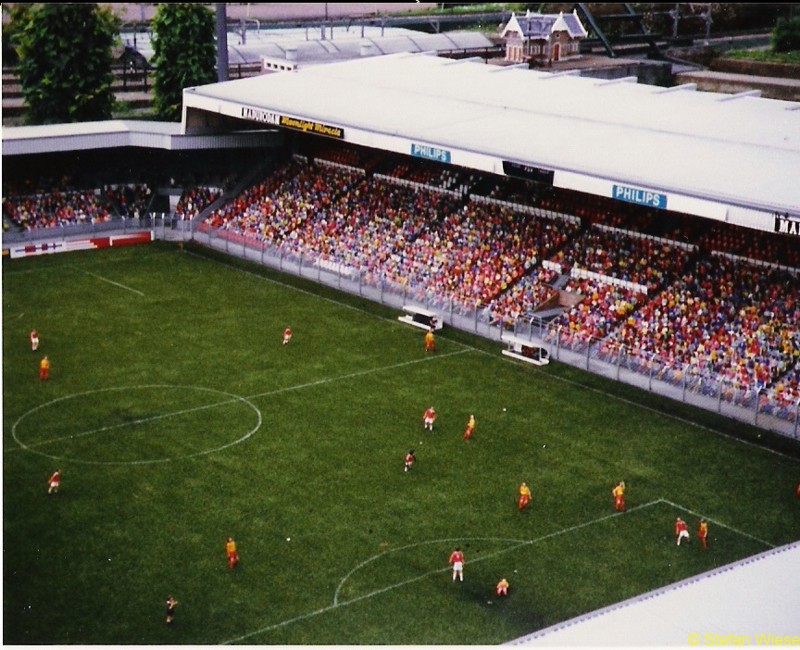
(4, 52, 800, 440)
(3, 49, 799, 645)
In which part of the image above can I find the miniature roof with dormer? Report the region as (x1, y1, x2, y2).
(500, 10, 588, 41)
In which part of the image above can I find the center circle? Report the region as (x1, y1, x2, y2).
(11, 385, 262, 465)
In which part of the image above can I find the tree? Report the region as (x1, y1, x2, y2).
(16, 4, 119, 125)
(151, 4, 217, 122)
(2, 4, 34, 67)
(772, 16, 800, 53)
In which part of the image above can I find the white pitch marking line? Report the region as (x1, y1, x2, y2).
(333, 535, 527, 606)
(246, 348, 470, 401)
(1, 311, 25, 323)
(222, 500, 664, 645)
(8, 385, 263, 465)
(81, 269, 144, 296)
(5, 350, 470, 454)
(660, 498, 776, 549)
(14, 400, 239, 451)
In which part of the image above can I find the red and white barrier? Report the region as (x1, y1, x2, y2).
(8, 231, 154, 259)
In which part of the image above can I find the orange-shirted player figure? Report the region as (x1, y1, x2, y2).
(30, 329, 39, 351)
(283, 327, 293, 345)
(675, 517, 690, 546)
(226, 537, 239, 569)
(796, 482, 800, 498)
(449, 547, 464, 582)
(698, 518, 709, 549)
(165, 596, 178, 624)
(424, 328, 435, 353)
(463, 414, 476, 441)
(47, 469, 61, 495)
(423, 407, 436, 431)
(404, 449, 416, 473)
(39, 355, 50, 381)
(612, 481, 626, 512)
(496, 577, 509, 597)
(517, 482, 531, 511)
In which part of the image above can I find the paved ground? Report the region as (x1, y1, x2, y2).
(675, 68, 800, 102)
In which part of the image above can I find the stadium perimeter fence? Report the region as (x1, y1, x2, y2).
(186, 222, 800, 440)
(5, 214, 798, 440)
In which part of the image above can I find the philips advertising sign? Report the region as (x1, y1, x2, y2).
(612, 184, 667, 209)
(410, 143, 451, 164)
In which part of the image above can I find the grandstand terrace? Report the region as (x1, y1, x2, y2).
(3, 53, 800, 436)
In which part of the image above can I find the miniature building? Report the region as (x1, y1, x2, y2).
(500, 10, 588, 65)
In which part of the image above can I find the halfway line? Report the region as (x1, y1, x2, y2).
(245, 348, 470, 401)
(81, 269, 144, 296)
(5, 350, 471, 454)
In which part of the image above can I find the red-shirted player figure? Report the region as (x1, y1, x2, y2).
(226, 537, 239, 569)
(404, 449, 416, 473)
(283, 327, 293, 345)
(463, 414, 475, 441)
(496, 577, 509, 597)
(675, 517, 690, 546)
(449, 547, 464, 582)
(423, 407, 436, 431)
(48, 469, 61, 494)
(30, 329, 40, 351)
(39, 355, 50, 381)
(796, 482, 800, 498)
(612, 481, 626, 512)
(424, 328, 435, 353)
(518, 482, 531, 511)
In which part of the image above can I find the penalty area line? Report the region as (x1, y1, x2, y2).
(660, 498, 776, 549)
(221, 500, 664, 645)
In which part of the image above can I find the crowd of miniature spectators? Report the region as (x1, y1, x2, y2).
(104, 183, 153, 219)
(597, 254, 799, 406)
(175, 186, 223, 221)
(5, 149, 798, 419)
(547, 224, 695, 294)
(202, 157, 592, 317)
(3, 187, 114, 230)
(3, 170, 244, 231)
(546, 279, 644, 350)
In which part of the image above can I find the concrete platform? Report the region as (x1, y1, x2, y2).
(674, 69, 800, 101)
(509, 541, 800, 647)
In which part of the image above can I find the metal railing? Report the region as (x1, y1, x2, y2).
(4, 215, 797, 439)
(192, 225, 799, 440)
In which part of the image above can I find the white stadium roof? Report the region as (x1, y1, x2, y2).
(183, 51, 800, 231)
(1, 119, 278, 155)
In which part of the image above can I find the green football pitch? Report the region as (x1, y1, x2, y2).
(3, 241, 799, 645)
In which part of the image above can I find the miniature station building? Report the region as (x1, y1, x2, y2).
(500, 10, 588, 65)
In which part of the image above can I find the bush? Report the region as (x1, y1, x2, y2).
(772, 16, 800, 53)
